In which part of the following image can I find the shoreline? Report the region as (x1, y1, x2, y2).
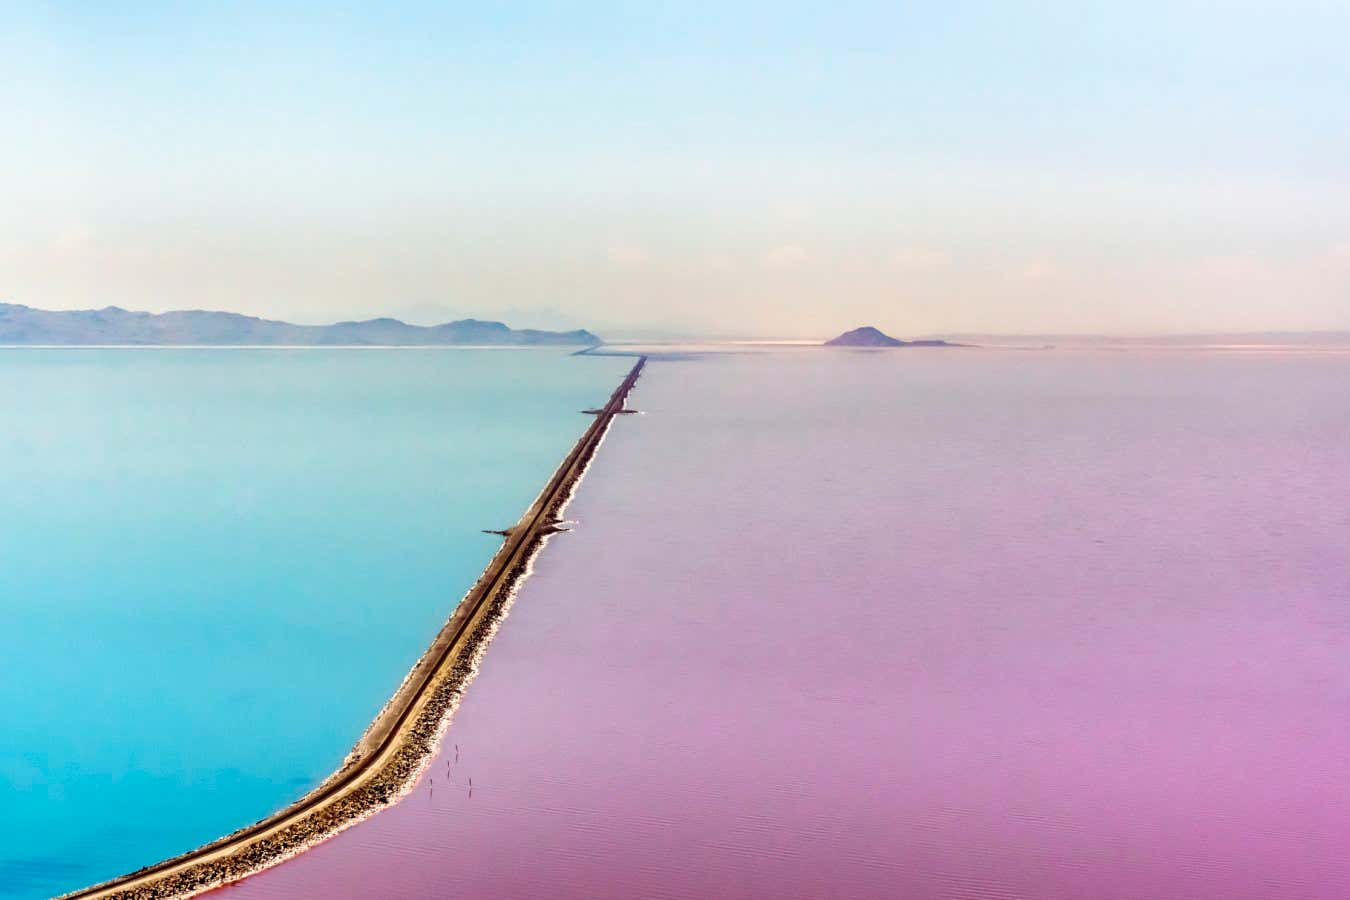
(60, 356, 647, 900)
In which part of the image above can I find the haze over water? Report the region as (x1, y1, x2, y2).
(0, 348, 629, 900)
(232, 349, 1350, 899)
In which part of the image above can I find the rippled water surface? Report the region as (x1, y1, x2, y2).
(0, 349, 629, 899)
(227, 349, 1350, 899)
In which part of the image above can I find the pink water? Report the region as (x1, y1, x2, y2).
(226, 350, 1350, 899)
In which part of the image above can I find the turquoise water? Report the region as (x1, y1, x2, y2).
(0, 349, 628, 899)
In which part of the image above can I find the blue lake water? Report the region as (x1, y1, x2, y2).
(0, 348, 628, 899)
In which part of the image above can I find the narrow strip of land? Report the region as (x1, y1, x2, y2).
(62, 356, 647, 900)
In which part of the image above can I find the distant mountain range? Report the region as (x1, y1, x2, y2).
(825, 326, 955, 348)
(0, 303, 601, 346)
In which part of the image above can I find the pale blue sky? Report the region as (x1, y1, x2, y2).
(3, 2, 1347, 336)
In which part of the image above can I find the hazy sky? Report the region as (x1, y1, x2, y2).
(3, 2, 1348, 337)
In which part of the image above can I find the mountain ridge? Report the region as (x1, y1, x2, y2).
(824, 325, 954, 348)
(0, 303, 601, 346)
